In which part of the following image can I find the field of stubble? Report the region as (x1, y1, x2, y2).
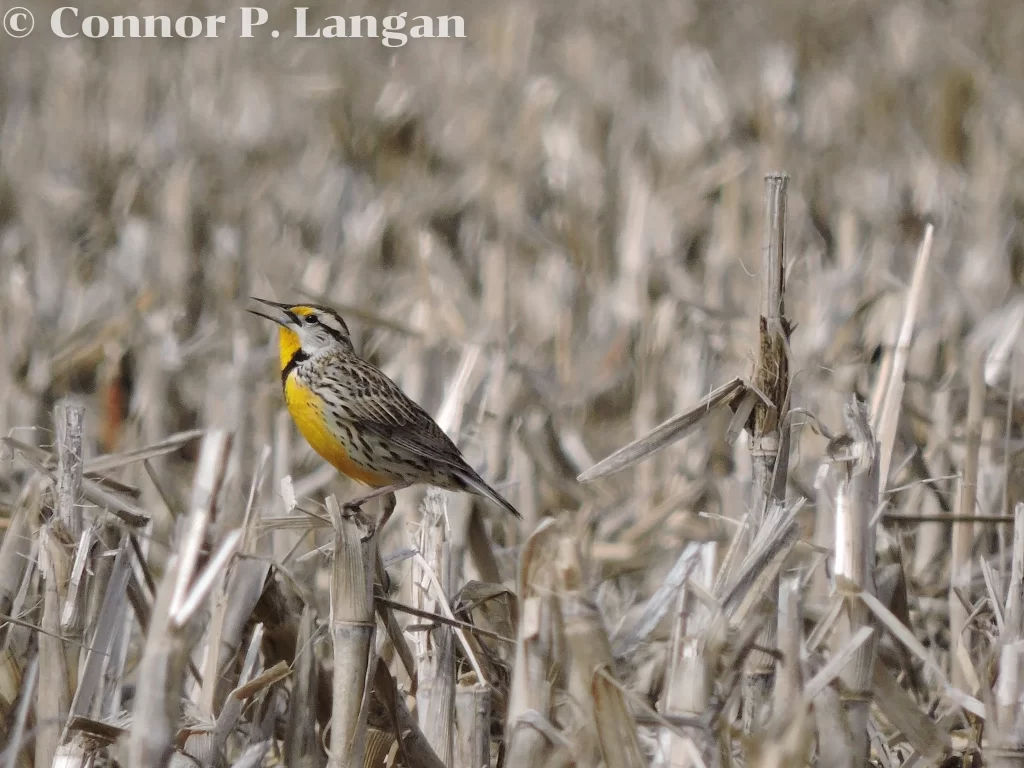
(2, 0, 1024, 766)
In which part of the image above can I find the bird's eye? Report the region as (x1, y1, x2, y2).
(305, 314, 320, 325)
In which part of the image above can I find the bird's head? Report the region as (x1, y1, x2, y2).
(248, 297, 354, 369)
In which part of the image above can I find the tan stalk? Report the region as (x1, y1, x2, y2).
(455, 675, 491, 768)
(871, 223, 935, 493)
(413, 489, 457, 764)
(658, 541, 717, 768)
(506, 519, 563, 765)
(326, 495, 377, 768)
(828, 398, 880, 761)
(127, 556, 185, 767)
(743, 172, 792, 730)
(951, 354, 985, 691)
(557, 536, 644, 767)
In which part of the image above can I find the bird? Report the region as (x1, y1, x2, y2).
(248, 297, 521, 519)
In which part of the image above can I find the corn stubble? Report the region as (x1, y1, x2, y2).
(4, 2, 1024, 766)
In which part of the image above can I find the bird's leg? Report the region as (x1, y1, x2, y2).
(342, 481, 411, 535)
(343, 481, 411, 511)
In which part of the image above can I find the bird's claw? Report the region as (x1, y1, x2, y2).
(341, 500, 375, 531)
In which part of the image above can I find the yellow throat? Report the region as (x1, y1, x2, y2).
(278, 326, 301, 372)
(277, 306, 317, 373)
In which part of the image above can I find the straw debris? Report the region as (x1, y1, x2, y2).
(5, 4, 1024, 765)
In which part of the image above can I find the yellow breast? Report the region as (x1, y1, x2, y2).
(283, 374, 392, 487)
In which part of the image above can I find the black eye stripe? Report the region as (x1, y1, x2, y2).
(292, 305, 351, 341)
(321, 325, 345, 342)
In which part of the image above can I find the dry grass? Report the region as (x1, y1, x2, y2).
(3, 0, 1024, 765)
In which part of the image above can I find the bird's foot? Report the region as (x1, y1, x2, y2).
(342, 482, 411, 540)
(343, 482, 411, 510)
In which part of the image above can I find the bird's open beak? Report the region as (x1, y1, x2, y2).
(248, 297, 297, 328)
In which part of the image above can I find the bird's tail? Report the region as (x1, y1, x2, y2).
(456, 469, 522, 519)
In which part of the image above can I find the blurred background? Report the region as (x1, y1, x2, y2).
(3, 0, 1022, 555)
(2, 0, 1024, 763)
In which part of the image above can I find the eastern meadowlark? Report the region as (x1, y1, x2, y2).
(248, 297, 521, 519)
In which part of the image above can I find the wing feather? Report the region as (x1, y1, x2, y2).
(324, 359, 521, 518)
(337, 362, 470, 468)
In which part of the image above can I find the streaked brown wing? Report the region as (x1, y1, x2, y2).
(340, 361, 471, 470)
(361, 419, 470, 470)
